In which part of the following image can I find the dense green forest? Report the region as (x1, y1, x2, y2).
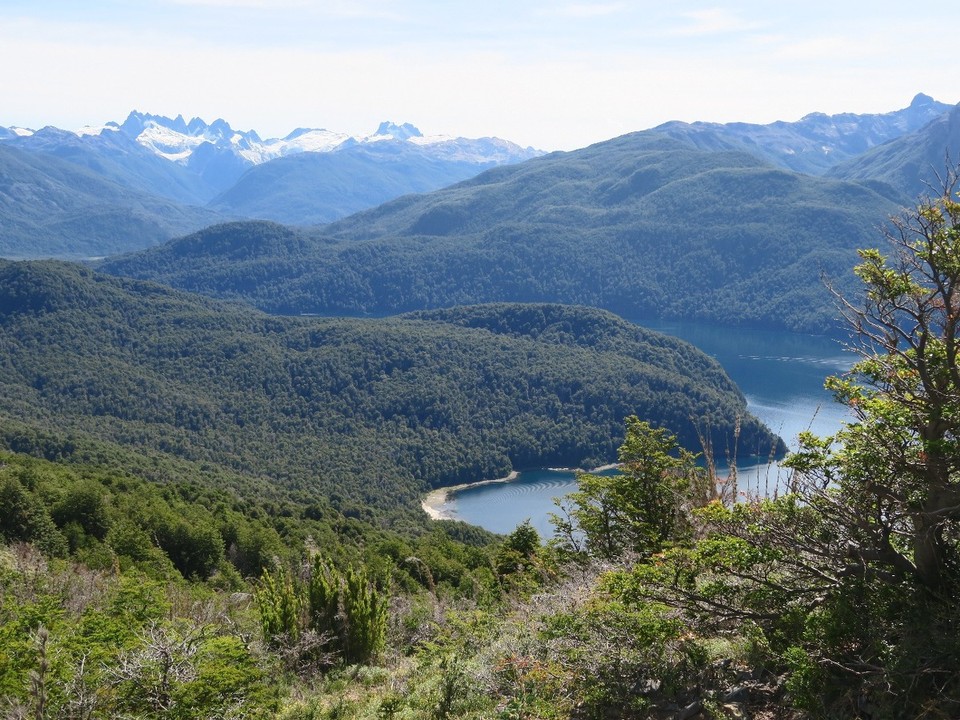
(0, 260, 776, 524)
(3, 189, 960, 717)
(98, 134, 902, 333)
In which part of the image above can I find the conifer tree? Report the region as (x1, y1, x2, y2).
(306, 556, 341, 641)
(255, 566, 301, 644)
(342, 565, 387, 664)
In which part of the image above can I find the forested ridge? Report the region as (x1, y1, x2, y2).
(98, 134, 902, 333)
(0, 259, 776, 523)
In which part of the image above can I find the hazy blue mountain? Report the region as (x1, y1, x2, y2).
(0, 143, 223, 259)
(826, 103, 960, 201)
(4, 123, 213, 204)
(98, 132, 902, 333)
(208, 139, 538, 225)
(656, 94, 951, 175)
(113, 110, 262, 195)
(0, 111, 542, 229)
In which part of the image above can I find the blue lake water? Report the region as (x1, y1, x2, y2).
(436, 319, 854, 537)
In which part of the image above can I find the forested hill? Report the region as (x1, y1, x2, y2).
(402, 303, 739, 391)
(98, 133, 901, 333)
(0, 260, 779, 520)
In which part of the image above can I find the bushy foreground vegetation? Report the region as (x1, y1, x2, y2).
(0, 435, 768, 720)
(0, 443, 508, 718)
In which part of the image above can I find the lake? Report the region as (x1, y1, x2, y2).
(432, 319, 854, 537)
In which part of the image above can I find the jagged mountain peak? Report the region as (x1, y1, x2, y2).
(655, 94, 953, 175)
(116, 113, 536, 166)
(169, 114, 188, 133)
(186, 116, 208, 135)
(2, 109, 539, 171)
(119, 111, 234, 141)
(119, 110, 149, 136)
(373, 121, 423, 140)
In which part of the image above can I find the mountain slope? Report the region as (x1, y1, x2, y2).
(208, 139, 530, 225)
(0, 143, 224, 258)
(655, 93, 952, 175)
(826, 103, 960, 200)
(100, 132, 902, 333)
(1, 112, 541, 229)
(0, 260, 779, 516)
(3, 124, 214, 204)
(2, 98, 943, 258)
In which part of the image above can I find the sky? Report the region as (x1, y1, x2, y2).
(1, 1, 957, 151)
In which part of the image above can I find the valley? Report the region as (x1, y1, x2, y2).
(2, 92, 959, 718)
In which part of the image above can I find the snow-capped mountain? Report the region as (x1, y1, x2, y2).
(0, 111, 544, 233)
(65, 111, 540, 167)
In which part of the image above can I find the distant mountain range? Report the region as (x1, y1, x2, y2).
(89, 94, 960, 334)
(0, 113, 541, 256)
(5, 95, 960, 323)
(655, 93, 952, 175)
(1, 112, 541, 200)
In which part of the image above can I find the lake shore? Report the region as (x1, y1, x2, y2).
(420, 464, 620, 521)
(421, 471, 520, 520)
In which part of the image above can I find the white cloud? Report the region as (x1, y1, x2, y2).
(162, 0, 406, 20)
(165, 0, 306, 7)
(670, 8, 767, 37)
(551, 3, 626, 19)
(773, 34, 878, 62)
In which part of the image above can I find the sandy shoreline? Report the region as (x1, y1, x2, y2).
(420, 464, 619, 520)
(420, 471, 520, 520)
